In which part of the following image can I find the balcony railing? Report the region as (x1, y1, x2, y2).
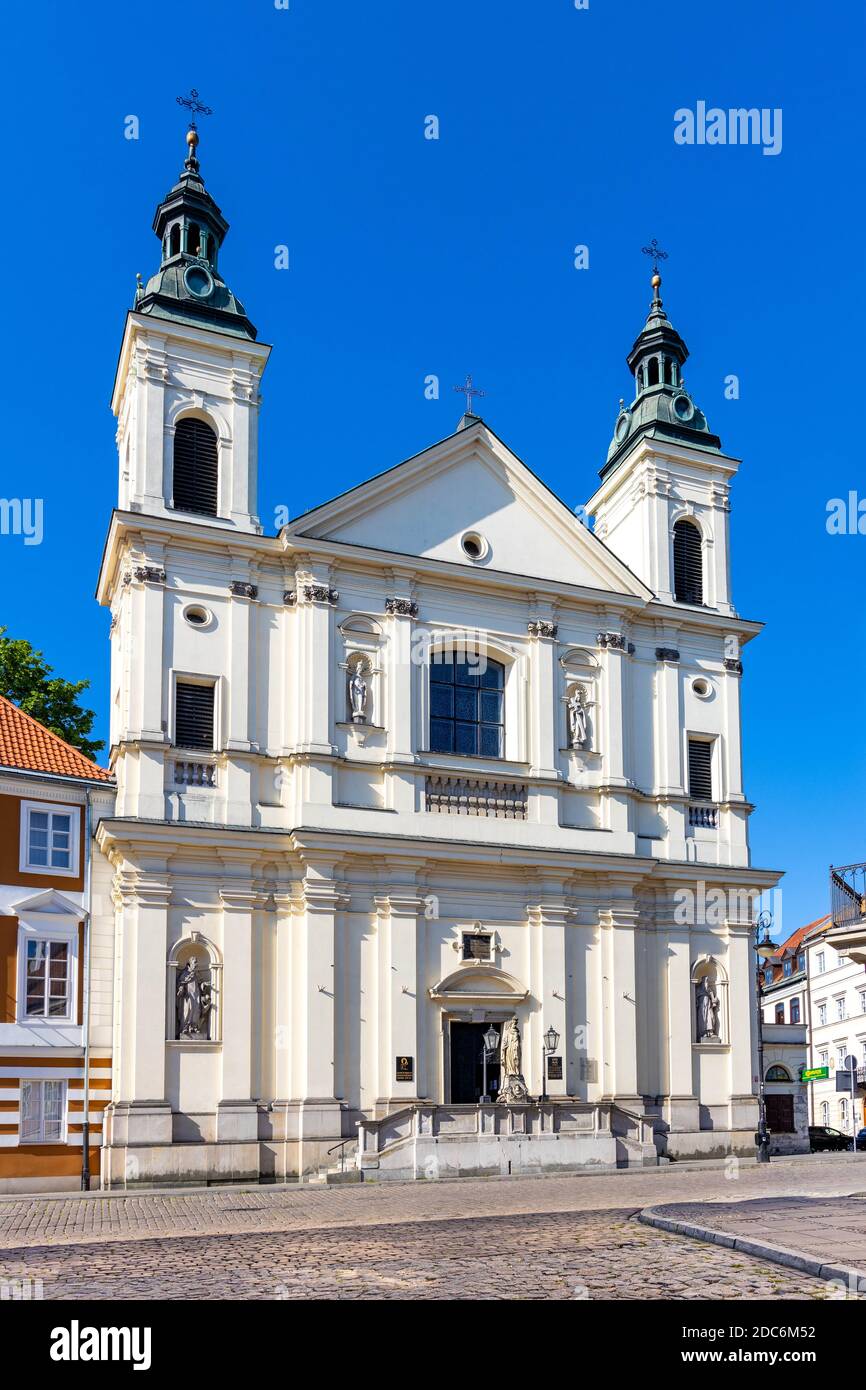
(425, 776, 527, 820)
(688, 803, 718, 829)
(174, 759, 217, 788)
(830, 862, 866, 929)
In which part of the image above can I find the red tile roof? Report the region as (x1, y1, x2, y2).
(771, 915, 831, 960)
(0, 696, 112, 782)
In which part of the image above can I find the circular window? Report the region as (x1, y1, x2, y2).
(460, 531, 488, 562)
(183, 265, 214, 299)
(691, 677, 712, 699)
(183, 604, 212, 629)
(672, 393, 694, 422)
(615, 412, 630, 442)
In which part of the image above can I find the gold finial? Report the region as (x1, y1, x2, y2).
(651, 271, 661, 291)
(186, 126, 199, 150)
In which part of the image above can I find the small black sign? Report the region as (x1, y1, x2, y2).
(396, 1055, 414, 1082)
(546, 1055, 563, 1081)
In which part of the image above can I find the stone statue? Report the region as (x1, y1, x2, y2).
(177, 956, 210, 1040)
(567, 689, 588, 748)
(498, 1015, 531, 1105)
(349, 666, 368, 723)
(696, 975, 720, 1041)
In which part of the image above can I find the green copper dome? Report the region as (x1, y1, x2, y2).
(134, 127, 257, 340)
(601, 273, 719, 478)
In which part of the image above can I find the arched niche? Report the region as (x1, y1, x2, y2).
(691, 955, 729, 1046)
(166, 931, 222, 1043)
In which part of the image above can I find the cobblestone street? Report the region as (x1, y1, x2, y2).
(0, 1156, 861, 1300)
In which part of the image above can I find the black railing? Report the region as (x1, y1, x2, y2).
(830, 862, 866, 929)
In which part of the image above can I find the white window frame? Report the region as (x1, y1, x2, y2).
(817, 1002, 828, 1026)
(16, 919, 79, 1026)
(816, 951, 825, 974)
(19, 800, 79, 878)
(19, 1078, 66, 1144)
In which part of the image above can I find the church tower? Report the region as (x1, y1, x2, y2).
(111, 120, 270, 532)
(586, 261, 737, 617)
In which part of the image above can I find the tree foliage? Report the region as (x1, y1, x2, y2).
(0, 628, 104, 761)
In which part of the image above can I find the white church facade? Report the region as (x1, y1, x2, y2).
(94, 125, 780, 1184)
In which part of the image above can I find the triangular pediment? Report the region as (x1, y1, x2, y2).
(288, 420, 651, 597)
(6, 888, 82, 921)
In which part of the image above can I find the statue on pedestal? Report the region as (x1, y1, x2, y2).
(176, 957, 212, 1040)
(567, 689, 588, 749)
(349, 666, 368, 723)
(695, 975, 720, 1041)
(497, 1015, 531, 1105)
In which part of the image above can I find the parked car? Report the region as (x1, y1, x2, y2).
(809, 1125, 853, 1153)
(856, 1128, 866, 1152)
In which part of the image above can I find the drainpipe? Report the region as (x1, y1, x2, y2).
(80, 789, 93, 1191)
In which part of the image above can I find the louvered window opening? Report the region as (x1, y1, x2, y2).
(175, 682, 215, 751)
(688, 739, 713, 801)
(673, 520, 703, 605)
(173, 418, 219, 516)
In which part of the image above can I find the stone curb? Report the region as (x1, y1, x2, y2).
(638, 1204, 866, 1289)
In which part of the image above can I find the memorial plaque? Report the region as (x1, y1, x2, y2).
(463, 933, 492, 961)
(396, 1055, 414, 1082)
(546, 1055, 563, 1081)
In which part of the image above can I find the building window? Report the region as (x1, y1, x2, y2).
(860, 992, 866, 1015)
(687, 738, 713, 801)
(172, 417, 219, 516)
(840, 1098, 849, 1127)
(816, 952, 825, 973)
(174, 681, 215, 751)
(673, 519, 703, 605)
(763, 969, 773, 987)
(20, 1079, 65, 1143)
(429, 655, 504, 758)
(774, 1004, 784, 1024)
(790, 997, 801, 1024)
(797, 952, 806, 972)
(765, 1094, 794, 1132)
(837, 1046, 847, 1068)
(461, 931, 492, 961)
(19, 801, 79, 877)
(837, 998, 847, 1021)
(820, 1101, 830, 1126)
(819, 1049, 828, 1066)
(23, 938, 71, 1019)
(765, 1064, 791, 1082)
(783, 959, 792, 977)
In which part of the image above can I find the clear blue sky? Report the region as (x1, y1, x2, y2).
(1, 0, 863, 934)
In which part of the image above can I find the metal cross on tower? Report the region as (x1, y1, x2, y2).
(176, 88, 214, 129)
(641, 238, 669, 273)
(453, 374, 486, 416)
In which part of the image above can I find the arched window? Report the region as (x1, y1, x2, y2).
(173, 418, 219, 516)
(169, 224, 181, 258)
(765, 1065, 790, 1082)
(188, 222, 201, 256)
(429, 654, 504, 757)
(647, 358, 660, 386)
(820, 1101, 830, 1126)
(673, 518, 703, 605)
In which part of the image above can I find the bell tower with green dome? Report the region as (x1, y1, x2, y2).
(586, 257, 738, 618)
(111, 112, 270, 533)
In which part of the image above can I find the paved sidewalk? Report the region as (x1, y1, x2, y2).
(0, 1153, 863, 1249)
(645, 1195, 866, 1281)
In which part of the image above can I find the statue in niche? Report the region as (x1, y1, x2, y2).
(567, 688, 588, 749)
(176, 956, 212, 1040)
(498, 1015, 531, 1105)
(695, 974, 721, 1041)
(349, 663, 369, 723)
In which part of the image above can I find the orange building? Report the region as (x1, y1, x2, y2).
(0, 695, 114, 1191)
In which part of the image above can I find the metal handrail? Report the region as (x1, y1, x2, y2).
(326, 1137, 355, 1173)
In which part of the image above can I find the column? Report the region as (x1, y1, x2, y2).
(374, 882, 425, 1107)
(384, 588, 418, 815)
(526, 891, 569, 1097)
(127, 558, 168, 820)
(603, 896, 642, 1109)
(294, 575, 336, 810)
(597, 630, 630, 838)
(217, 881, 260, 1143)
(107, 871, 172, 1150)
(224, 570, 257, 826)
(294, 860, 345, 1145)
(665, 922, 699, 1132)
(526, 618, 559, 827)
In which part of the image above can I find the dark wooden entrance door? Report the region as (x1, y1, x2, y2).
(450, 1022, 501, 1103)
